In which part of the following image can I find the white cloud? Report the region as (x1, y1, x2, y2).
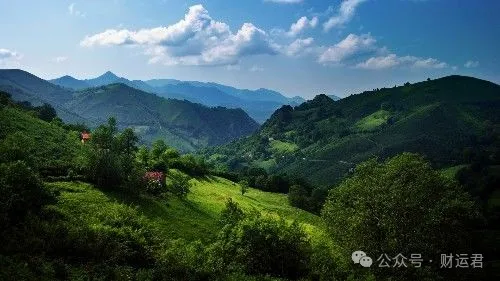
(287, 16, 318, 37)
(264, 0, 303, 4)
(412, 57, 447, 69)
(464, 60, 479, 68)
(0, 48, 21, 60)
(318, 33, 377, 64)
(81, 5, 278, 66)
(249, 65, 264, 72)
(0, 48, 22, 67)
(285, 37, 314, 56)
(324, 0, 367, 31)
(355, 54, 400, 69)
(356, 54, 448, 70)
(317, 33, 448, 69)
(68, 3, 85, 17)
(54, 56, 68, 63)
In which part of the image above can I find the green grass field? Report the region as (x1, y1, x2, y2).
(355, 109, 391, 132)
(47, 176, 325, 243)
(270, 139, 299, 154)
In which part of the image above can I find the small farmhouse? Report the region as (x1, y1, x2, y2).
(80, 131, 91, 144)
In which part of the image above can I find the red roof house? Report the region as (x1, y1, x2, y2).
(81, 131, 91, 143)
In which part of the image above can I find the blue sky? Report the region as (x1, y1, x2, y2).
(0, 0, 499, 98)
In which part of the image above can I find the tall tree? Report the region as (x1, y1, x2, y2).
(322, 153, 481, 280)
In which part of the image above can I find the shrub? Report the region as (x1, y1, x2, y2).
(213, 212, 312, 280)
(0, 161, 52, 227)
(85, 150, 124, 189)
(239, 180, 249, 195)
(167, 170, 192, 198)
(288, 184, 309, 210)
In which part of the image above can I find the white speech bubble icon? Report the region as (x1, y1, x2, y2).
(360, 256, 373, 267)
(352, 251, 367, 263)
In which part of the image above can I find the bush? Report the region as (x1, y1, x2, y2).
(212, 212, 312, 280)
(0, 161, 52, 227)
(85, 150, 124, 189)
(167, 170, 192, 198)
(288, 184, 309, 210)
(156, 239, 214, 281)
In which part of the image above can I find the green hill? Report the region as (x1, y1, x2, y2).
(48, 177, 324, 243)
(0, 92, 327, 280)
(65, 83, 259, 151)
(0, 92, 82, 175)
(209, 75, 500, 187)
(0, 70, 260, 151)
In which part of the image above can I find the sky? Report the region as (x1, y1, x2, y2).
(0, 0, 499, 98)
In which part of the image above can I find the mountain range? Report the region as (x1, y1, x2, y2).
(207, 75, 500, 187)
(49, 71, 309, 123)
(0, 69, 259, 151)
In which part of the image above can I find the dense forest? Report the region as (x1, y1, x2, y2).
(1, 72, 499, 280)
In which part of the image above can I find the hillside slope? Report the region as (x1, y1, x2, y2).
(209, 75, 500, 187)
(0, 70, 86, 123)
(1, 70, 260, 151)
(65, 83, 259, 150)
(48, 177, 324, 243)
(0, 93, 82, 175)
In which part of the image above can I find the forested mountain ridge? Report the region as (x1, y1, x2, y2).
(0, 69, 259, 151)
(0, 69, 87, 123)
(66, 83, 259, 150)
(49, 71, 305, 123)
(208, 75, 500, 187)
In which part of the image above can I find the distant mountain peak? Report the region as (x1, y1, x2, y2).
(98, 71, 119, 79)
(312, 93, 331, 101)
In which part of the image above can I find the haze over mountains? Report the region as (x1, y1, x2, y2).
(0, 69, 259, 151)
(50, 71, 309, 123)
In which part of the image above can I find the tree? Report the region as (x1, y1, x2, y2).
(0, 161, 51, 227)
(288, 184, 309, 210)
(0, 132, 36, 167)
(136, 146, 150, 169)
(151, 140, 168, 160)
(117, 128, 139, 175)
(239, 180, 249, 195)
(118, 128, 138, 157)
(322, 153, 481, 280)
(168, 170, 192, 198)
(37, 103, 57, 122)
(212, 213, 312, 280)
(84, 117, 130, 189)
(219, 198, 245, 226)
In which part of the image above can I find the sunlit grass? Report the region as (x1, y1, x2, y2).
(46, 177, 325, 243)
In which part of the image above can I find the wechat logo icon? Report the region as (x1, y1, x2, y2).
(352, 250, 373, 267)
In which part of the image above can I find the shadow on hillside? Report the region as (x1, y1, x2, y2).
(193, 175, 218, 183)
(104, 189, 214, 222)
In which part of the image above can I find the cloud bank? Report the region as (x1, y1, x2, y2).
(318, 33, 448, 69)
(81, 5, 278, 66)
